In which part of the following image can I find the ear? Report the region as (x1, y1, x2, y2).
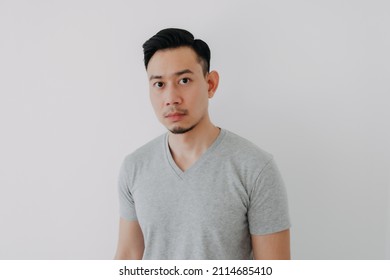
(207, 70, 219, 98)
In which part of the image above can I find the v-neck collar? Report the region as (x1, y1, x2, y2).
(164, 128, 227, 180)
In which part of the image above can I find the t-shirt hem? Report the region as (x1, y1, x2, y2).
(119, 214, 138, 222)
(249, 223, 291, 236)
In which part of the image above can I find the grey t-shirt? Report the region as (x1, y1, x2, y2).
(118, 129, 290, 259)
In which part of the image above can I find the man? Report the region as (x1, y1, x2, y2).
(114, 28, 291, 260)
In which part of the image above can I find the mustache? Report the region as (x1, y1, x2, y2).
(163, 107, 188, 117)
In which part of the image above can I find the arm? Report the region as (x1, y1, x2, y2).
(251, 229, 291, 260)
(114, 218, 145, 260)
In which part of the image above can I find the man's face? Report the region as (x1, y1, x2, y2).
(147, 47, 214, 134)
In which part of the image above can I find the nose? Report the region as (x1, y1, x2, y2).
(165, 85, 182, 106)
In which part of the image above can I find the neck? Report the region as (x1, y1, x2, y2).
(167, 118, 220, 168)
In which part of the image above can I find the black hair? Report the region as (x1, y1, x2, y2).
(142, 28, 211, 75)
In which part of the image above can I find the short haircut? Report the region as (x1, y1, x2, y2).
(142, 28, 211, 75)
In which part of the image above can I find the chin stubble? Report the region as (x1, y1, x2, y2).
(169, 123, 197, 134)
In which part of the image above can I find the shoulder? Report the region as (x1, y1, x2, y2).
(216, 129, 279, 193)
(118, 134, 166, 191)
(121, 133, 166, 169)
(221, 129, 273, 167)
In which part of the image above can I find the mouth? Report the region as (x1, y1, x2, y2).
(165, 112, 186, 122)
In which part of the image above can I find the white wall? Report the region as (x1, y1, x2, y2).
(0, 0, 389, 259)
(387, 172, 390, 258)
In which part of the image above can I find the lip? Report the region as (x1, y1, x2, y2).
(165, 112, 185, 121)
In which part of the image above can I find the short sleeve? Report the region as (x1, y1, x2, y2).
(248, 158, 291, 235)
(117, 158, 138, 221)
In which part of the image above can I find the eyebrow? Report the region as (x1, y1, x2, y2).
(149, 69, 194, 81)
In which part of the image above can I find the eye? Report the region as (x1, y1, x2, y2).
(153, 81, 164, 88)
(179, 78, 191, 85)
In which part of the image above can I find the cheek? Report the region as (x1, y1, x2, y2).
(149, 94, 162, 113)
(190, 93, 209, 115)
(191, 84, 209, 104)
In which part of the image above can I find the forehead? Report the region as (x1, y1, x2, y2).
(147, 47, 202, 76)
